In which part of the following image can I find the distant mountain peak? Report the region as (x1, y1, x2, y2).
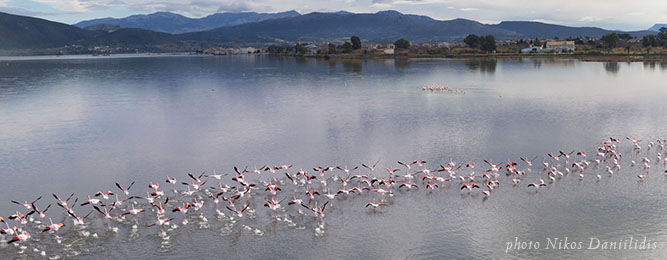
(649, 24, 666, 32)
(376, 10, 403, 15)
(329, 11, 353, 15)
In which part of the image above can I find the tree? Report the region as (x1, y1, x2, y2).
(618, 33, 632, 40)
(642, 35, 658, 47)
(295, 44, 307, 55)
(480, 35, 497, 52)
(534, 38, 542, 47)
(341, 42, 353, 53)
(351, 36, 362, 49)
(659, 27, 667, 47)
(394, 38, 411, 49)
(601, 32, 619, 50)
(464, 34, 480, 48)
(267, 45, 285, 54)
(328, 43, 337, 54)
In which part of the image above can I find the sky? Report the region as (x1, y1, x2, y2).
(0, 0, 665, 30)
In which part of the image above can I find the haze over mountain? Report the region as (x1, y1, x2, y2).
(74, 11, 301, 34)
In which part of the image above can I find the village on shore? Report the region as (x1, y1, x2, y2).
(200, 29, 667, 60)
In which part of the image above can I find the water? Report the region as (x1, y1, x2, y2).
(1, 55, 667, 259)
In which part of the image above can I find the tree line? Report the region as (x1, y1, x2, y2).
(267, 36, 411, 55)
(463, 34, 497, 52)
(641, 27, 667, 48)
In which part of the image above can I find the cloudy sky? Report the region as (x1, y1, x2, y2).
(0, 0, 665, 30)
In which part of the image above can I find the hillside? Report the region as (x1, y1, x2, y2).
(0, 11, 90, 49)
(84, 24, 124, 32)
(179, 11, 518, 45)
(84, 28, 178, 46)
(180, 11, 651, 45)
(0, 12, 188, 53)
(493, 21, 653, 38)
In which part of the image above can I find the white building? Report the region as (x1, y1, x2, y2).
(304, 44, 319, 54)
(545, 41, 575, 52)
(237, 47, 257, 54)
(521, 46, 542, 53)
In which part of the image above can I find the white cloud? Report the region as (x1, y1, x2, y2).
(531, 19, 561, 24)
(460, 7, 478, 11)
(579, 16, 602, 22)
(31, 0, 88, 12)
(393, 0, 453, 4)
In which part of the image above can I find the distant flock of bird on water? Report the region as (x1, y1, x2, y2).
(1, 136, 666, 256)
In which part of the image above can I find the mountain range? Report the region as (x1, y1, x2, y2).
(179, 11, 654, 45)
(0, 10, 661, 53)
(74, 11, 300, 34)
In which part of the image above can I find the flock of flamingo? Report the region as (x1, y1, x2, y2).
(1, 136, 665, 257)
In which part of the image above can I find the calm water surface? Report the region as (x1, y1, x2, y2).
(1, 55, 667, 259)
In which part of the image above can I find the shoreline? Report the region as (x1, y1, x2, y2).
(301, 53, 667, 62)
(2, 52, 667, 62)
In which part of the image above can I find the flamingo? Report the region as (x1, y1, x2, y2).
(362, 160, 381, 172)
(365, 202, 386, 209)
(42, 218, 64, 233)
(460, 183, 480, 191)
(147, 217, 174, 227)
(287, 195, 304, 206)
(399, 183, 418, 190)
(80, 195, 102, 206)
(52, 193, 75, 209)
(115, 181, 135, 196)
(187, 171, 206, 183)
(165, 176, 177, 185)
(301, 201, 328, 218)
(30, 202, 51, 219)
(93, 203, 115, 219)
(264, 198, 284, 211)
(94, 190, 114, 200)
(397, 161, 412, 171)
(336, 165, 358, 174)
(11, 196, 41, 210)
(425, 183, 439, 190)
(205, 170, 227, 180)
(7, 230, 30, 244)
(527, 180, 547, 190)
(265, 183, 281, 195)
(122, 205, 144, 216)
(226, 204, 250, 218)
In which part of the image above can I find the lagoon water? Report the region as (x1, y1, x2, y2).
(1, 55, 667, 259)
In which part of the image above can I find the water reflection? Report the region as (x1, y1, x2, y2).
(342, 60, 363, 74)
(395, 58, 410, 70)
(530, 57, 576, 69)
(604, 62, 620, 74)
(462, 58, 497, 74)
(643, 62, 667, 70)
